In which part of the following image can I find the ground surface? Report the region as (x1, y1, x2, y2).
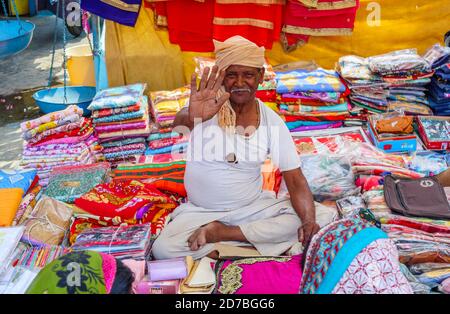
(0, 13, 88, 168)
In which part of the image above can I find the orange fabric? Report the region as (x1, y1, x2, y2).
(0, 188, 24, 227)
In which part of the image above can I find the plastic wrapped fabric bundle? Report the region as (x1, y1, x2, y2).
(21, 196, 73, 246)
(368, 49, 431, 75)
(44, 162, 111, 203)
(300, 154, 360, 201)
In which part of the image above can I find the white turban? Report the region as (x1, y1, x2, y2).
(213, 36, 266, 130)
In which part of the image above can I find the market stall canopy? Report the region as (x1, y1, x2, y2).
(105, 0, 450, 92)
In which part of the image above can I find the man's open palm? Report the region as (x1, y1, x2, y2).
(189, 65, 230, 124)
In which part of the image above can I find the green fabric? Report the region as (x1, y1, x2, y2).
(26, 251, 107, 294)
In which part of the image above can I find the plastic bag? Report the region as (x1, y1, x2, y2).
(404, 151, 449, 177)
(368, 49, 431, 75)
(335, 195, 366, 218)
(300, 154, 360, 201)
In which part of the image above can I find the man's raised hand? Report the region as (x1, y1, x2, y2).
(188, 65, 230, 124)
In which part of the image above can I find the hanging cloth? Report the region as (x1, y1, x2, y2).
(81, 0, 142, 27)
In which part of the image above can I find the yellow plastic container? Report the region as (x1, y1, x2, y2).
(66, 45, 96, 87)
(9, 0, 29, 16)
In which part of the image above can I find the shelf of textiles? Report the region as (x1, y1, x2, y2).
(338, 44, 450, 117)
(146, 86, 190, 158)
(19, 106, 103, 187)
(88, 84, 151, 168)
(275, 67, 352, 132)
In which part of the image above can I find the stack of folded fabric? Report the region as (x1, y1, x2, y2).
(88, 84, 150, 167)
(428, 64, 450, 116)
(71, 224, 152, 260)
(70, 179, 177, 245)
(150, 86, 190, 129)
(368, 49, 434, 115)
(112, 160, 187, 199)
(0, 169, 38, 227)
(13, 245, 69, 269)
(422, 44, 450, 116)
(256, 62, 278, 112)
(276, 68, 350, 132)
(147, 87, 190, 157)
(380, 215, 450, 292)
(338, 55, 389, 115)
(20, 106, 102, 186)
(12, 184, 42, 226)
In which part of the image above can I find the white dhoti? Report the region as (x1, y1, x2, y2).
(152, 192, 337, 260)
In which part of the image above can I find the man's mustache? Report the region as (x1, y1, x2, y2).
(231, 88, 252, 93)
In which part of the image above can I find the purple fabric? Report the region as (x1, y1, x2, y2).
(156, 116, 176, 122)
(290, 121, 343, 132)
(96, 121, 147, 133)
(147, 258, 187, 281)
(81, 0, 142, 27)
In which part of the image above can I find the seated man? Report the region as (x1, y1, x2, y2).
(152, 36, 334, 260)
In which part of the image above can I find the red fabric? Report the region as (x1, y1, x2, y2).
(25, 175, 39, 194)
(283, 0, 359, 49)
(166, 0, 215, 52)
(212, 3, 283, 49)
(256, 90, 277, 102)
(30, 125, 93, 146)
(149, 137, 188, 150)
(74, 180, 176, 220)
(277, 96, 347, 106)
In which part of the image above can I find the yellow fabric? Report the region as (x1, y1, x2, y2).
(105, 8, 186, 93)
(264, 102, 279, 112)
(0, 188, 24, 227)
(106, 1, 449, 91)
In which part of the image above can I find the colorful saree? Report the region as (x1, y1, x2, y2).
(300, 212, 412, 294)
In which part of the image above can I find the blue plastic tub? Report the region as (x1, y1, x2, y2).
(0, 20, 35, 58)
(32, 86, 97, 116)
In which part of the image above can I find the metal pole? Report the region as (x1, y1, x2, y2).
(91, 14, 108, 92)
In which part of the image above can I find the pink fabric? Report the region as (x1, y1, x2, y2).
(29, 130, 94, 146)
(20, 105, 83, 131)
(217, 255, 302, 294)
(441, 277, 450, 294)
(100, 253, 117, 294)
(122, 259, 146, 294)
(96, 121, 147, 133)
(332, 239, 413, 294)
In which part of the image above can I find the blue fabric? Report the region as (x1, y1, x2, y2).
(286, 120, 333, 129)
(93, 109, 144, 124)
(429, 83, 450, 103)
(101, 137, 146, 148)
(316, 227, 388, 294)
(280, 102, 348, 113)
(104, 149, 145, 160)
(0, 169, 37, 193)
(276, 68, 346, 94)
(148, 132, 181, 141)
(81, 0, 141, 27)
(145, 143, 188, 155)
(88, 84, 146, 110)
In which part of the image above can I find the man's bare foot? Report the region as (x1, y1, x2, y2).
(188, 221, 227, 251)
